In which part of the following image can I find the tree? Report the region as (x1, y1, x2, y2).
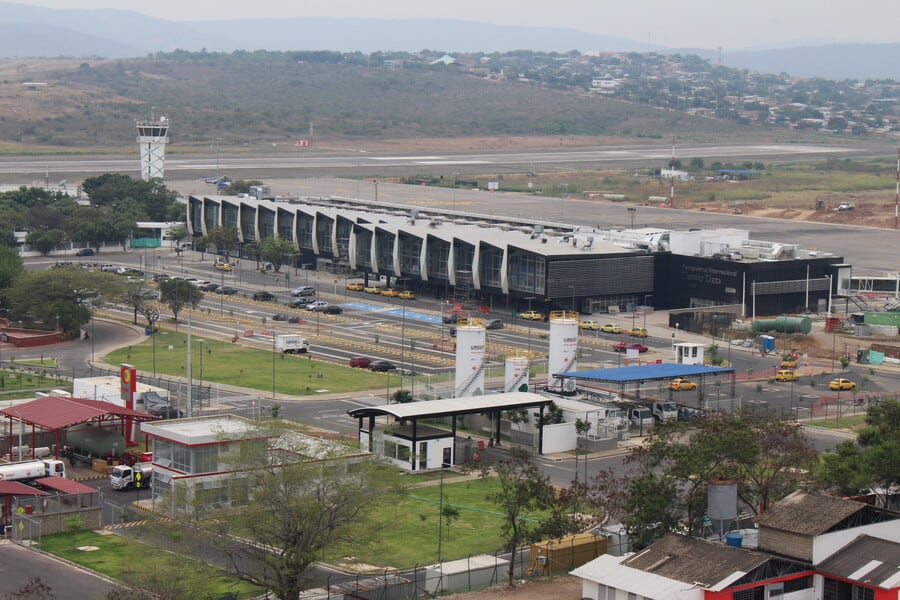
(158, 278, 202, 323)
(817, 398, 900, 504)
(589, 412, 816, 549)
(82, 174, 181, 221)
(0, 246, 23, 303)
(119, 279, 154, 324)
(184, 422, 401, 600)
(441, 505, 460, 540)
(7, 269, 119, 335)
(222, 179, 264, 195)
(25, 229, 65, 255)
(259, 236, 296, 273)
(391, 389, 413, 403)
(488, 449, 576, 587)
(205, 226, 238, 255)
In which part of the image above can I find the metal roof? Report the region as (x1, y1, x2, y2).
(818, 535, 900, 590)
(33, 477, 97, 495)
(571, 554, 692, 597)
(0, 481, 49, 496)
(557, 363, 734, 383)
(347, 392, 554, 420)
(0, 396, 157, 430)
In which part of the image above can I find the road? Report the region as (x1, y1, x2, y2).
(0, 541, 113, 599)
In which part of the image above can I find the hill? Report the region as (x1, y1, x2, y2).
(0, 53, 776, 150)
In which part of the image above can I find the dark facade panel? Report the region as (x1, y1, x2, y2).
(547, 255, 654, 297)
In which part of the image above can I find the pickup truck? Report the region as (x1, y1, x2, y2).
(835, 201, 854, 212)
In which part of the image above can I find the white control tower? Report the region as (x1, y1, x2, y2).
(136, 114, 169, 181)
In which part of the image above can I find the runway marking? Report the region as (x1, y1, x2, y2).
(370, 156, 444, 160)
(413, 160, 491, 165)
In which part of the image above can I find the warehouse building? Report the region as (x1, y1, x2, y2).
(187, 194, 845, 317)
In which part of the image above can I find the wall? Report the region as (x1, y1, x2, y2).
(758, 527, 813, 562)
(812, 519, 900, 564)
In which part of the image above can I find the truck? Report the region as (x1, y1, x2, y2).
(628, 407, 654, 430)
(651, 401, 678, 423)
(109, 463, 153, 491)
(275, 334, 310, 354)
(0, 459, 66, 482)
(835, 201, 854, 212)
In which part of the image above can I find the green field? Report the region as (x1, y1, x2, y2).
(41, 530, 263, 599)
(105, 331, 391, 395)
(328, 476, 548, 568)
(0, 367, 69, 398)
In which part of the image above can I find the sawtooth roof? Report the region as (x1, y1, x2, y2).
(622, 534, 770, 589)
(818, 535, 900, 590)
(757, 491, 866, 536)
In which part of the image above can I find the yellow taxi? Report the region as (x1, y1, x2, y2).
(775, 370, 799, 382)
(579, 320, 600, 330)
(346, 282, 365, 291)
(828, 378, 856, 391)
(629, 327, 649, 338)
(398, 290, 416, 300)
(519, 310, 544, 321)
(667, 378, 697, 391)
(780, 357, 798, 369)
(214, 262, 233, 271)
(364, 286, 381, 294)
(381, 288, 400, 297)
(600, 323, 624, 334)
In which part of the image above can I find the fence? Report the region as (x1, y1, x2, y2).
(321, 550, 532, 599)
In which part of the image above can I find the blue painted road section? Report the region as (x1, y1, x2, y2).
(341, 302, 442, 324)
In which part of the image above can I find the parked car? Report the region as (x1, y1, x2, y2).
(271, 313, 288, 321)
(287, 315, 302, 323)
(519, 310, 544, 321)
(369, 360, 397, 372)
(775, 370, 799, 382)
(100, 264, 118, 272)
(613, 341, 649, 353)
(629, 327, 649, 338)
(442, 313, 461, 324)
(828, 378, 856, 391)
(600, 323, 624, 334)
(76, 248, 95, 256)
(291, 286, 316, 297)
(117, 267, 144, 277)
(286, 298, 309, 308)
(398, 290, 416, 300)
(364, 286, 382, 294)
(253, 291, 276, 302)
(306, 300, 329, 311)
(579, 320, 600, 330)
(149, 407, 183, 419)
(485, 318, 504, 330)
(381, 288, 400, 297)
(214, 261, 233, 271)
(667, 378, 697, 391)
(346, 282, 365, 291)
(216, 286, 239, 295)
(349, 357, 372, 368)
(198, 282, 220, 292)
(152, 273, 171, 282)
(322, 306, 344, 315)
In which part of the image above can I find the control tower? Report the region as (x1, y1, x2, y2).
(136, 114, 169, 181)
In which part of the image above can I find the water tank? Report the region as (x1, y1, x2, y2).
(707, 480, 738, 522)
(750, 316, 812, 334)
(504, 356, 530, 393)
(454, 322, 486, 397)
(725, 532, 743, 548)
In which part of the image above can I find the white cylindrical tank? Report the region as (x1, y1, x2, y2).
(455, 320, 486, 397)
(708, 479, 739, 534)
(548, 311, 579, 392)
(504, 356, 530, 393)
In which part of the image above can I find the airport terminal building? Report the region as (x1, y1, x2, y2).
(187, 193, 845, 317)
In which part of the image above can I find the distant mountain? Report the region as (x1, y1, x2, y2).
(722, 44, 900, 80)
(0, 2, 897, 80)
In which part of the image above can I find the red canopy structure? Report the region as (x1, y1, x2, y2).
(1, 396, 158, 459)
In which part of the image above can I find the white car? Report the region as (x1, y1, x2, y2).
(306, 300, 329, 311)
(186, 278, 208, 287)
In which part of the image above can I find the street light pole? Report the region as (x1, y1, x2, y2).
(524, 296, 536, 353)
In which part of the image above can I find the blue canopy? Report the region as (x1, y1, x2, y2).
(556, 363, 733, 383)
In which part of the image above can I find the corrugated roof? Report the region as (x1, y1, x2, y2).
(348, 392, 553, 420)
(758, 491, 865, 536)
(571, 553, 695, 597)
(818, 535, 900, 590)
(0, 481, 49, 496)
(0, 396, 156, 430)
(32, 477, 97, 495)
(622, 535, 769, 588)
(560, 363, 734, 383)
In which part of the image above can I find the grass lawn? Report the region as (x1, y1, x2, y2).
(41, 530, 263, 599)
(0, 368, 69, 394)
(105, 331, 389, 395)
(329, 477, 547, 569)
(810, 414, 868, 430)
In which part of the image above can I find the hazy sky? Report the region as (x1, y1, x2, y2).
(14, 0, 900, 49)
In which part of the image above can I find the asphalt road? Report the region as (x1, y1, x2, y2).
(0, 541, 113, 599)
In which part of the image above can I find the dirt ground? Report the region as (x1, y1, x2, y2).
(443, 575, 583, 600)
